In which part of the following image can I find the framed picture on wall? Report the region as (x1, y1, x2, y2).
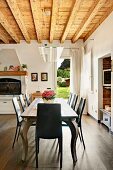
(31, 73, 38, 81)
(41, 72, 48, 81)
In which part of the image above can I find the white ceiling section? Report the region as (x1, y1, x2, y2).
(38, 46, 64, 62)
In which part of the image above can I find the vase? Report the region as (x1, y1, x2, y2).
(43, 99, 54, 103)
(23, 68, 27, 71)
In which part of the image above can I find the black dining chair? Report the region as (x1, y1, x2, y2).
(70, 94, 78, 110)
(19, 94, 26, 112)
(67, 92, 73, 105)
(12, 97, 36, 148)
(75, 97, 86, 149)
(25, 93, 31, 106)
(35, 103, 62, 168)
(12, 97, 23, 148)
(62, 93, 78, 127)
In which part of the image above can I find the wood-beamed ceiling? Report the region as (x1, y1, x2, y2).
(0, 0, 113, 44)
(6, 0, 30, 43)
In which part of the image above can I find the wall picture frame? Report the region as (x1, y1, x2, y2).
(31, 73, 38, 81)
(41, 72, 48, 81)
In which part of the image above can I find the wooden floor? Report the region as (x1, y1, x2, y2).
(0, 115, 113, 170)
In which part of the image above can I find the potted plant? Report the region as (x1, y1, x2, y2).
(21, 64, 27, 71)
(42, 90, 56, 103)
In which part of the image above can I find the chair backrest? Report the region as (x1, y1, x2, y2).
(36, 103, 62, 139)
(25, 93, 30, 106)
(71, 94, 78, 110)
(67, 92, 73, 105)
(12, 97, 23, 124)
(19, 94, 26, 112)
(76, 98, 86, 126)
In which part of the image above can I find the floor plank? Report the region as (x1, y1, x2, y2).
(0, 114, 113, 170)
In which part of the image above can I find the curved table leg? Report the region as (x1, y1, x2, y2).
(63, 119, 79, 164)
(20, 119, 35, 161)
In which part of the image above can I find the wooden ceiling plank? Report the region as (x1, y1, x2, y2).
(0, 11, 20, 43)
(61, 0, 82, 43)
(6, 0, 30, 43)
(84, 3, 113, 41)
(0, 36, 9, 44)
(72, 0, 106, 43)
(0, 30, 9, 43)
(50, 0, 59, 43)
(30, 0, 42, 43)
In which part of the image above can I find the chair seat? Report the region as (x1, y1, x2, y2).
(31, 121, 36, 126)
(62, 122, 68, 126)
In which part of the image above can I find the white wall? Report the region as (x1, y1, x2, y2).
(0, 49, 20, 70)
(0, 41, 55, 94)
(0, 40, 82, 95)
(85, 12, 113, 131)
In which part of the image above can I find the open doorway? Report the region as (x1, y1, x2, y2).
(56, 59, 70, 98)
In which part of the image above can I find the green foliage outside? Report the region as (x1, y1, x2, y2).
(57, 76, 62, 82)
(57, 59, 70, 98)
(59, 59, 70, 69)
(57, 77, 66, 87)
(57, 81, 66, 87)
(56, 87, 70, 99)
(57, 69, 70, 78)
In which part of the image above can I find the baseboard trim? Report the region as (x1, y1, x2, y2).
(109, 128, 113, 135)
(87, 112, 100, 123)
(87, 113, 113, 134)
(0, 114, 15, 115)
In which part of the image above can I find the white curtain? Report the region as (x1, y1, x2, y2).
(70, 47, 91, 113)
(80, 47, 91, 113)
(70, 49, 81, 95)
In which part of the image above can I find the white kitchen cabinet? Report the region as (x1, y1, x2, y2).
(100, 109, 111, 129)
(0, 96, 15, 114)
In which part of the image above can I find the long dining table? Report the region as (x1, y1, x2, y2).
(20, 98, 79, 164)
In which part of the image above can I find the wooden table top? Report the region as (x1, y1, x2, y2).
(32, 92, 42, 96)
(22, 98, 78, 119)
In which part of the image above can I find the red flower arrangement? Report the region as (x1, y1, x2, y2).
(42, 90, 56, 100)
